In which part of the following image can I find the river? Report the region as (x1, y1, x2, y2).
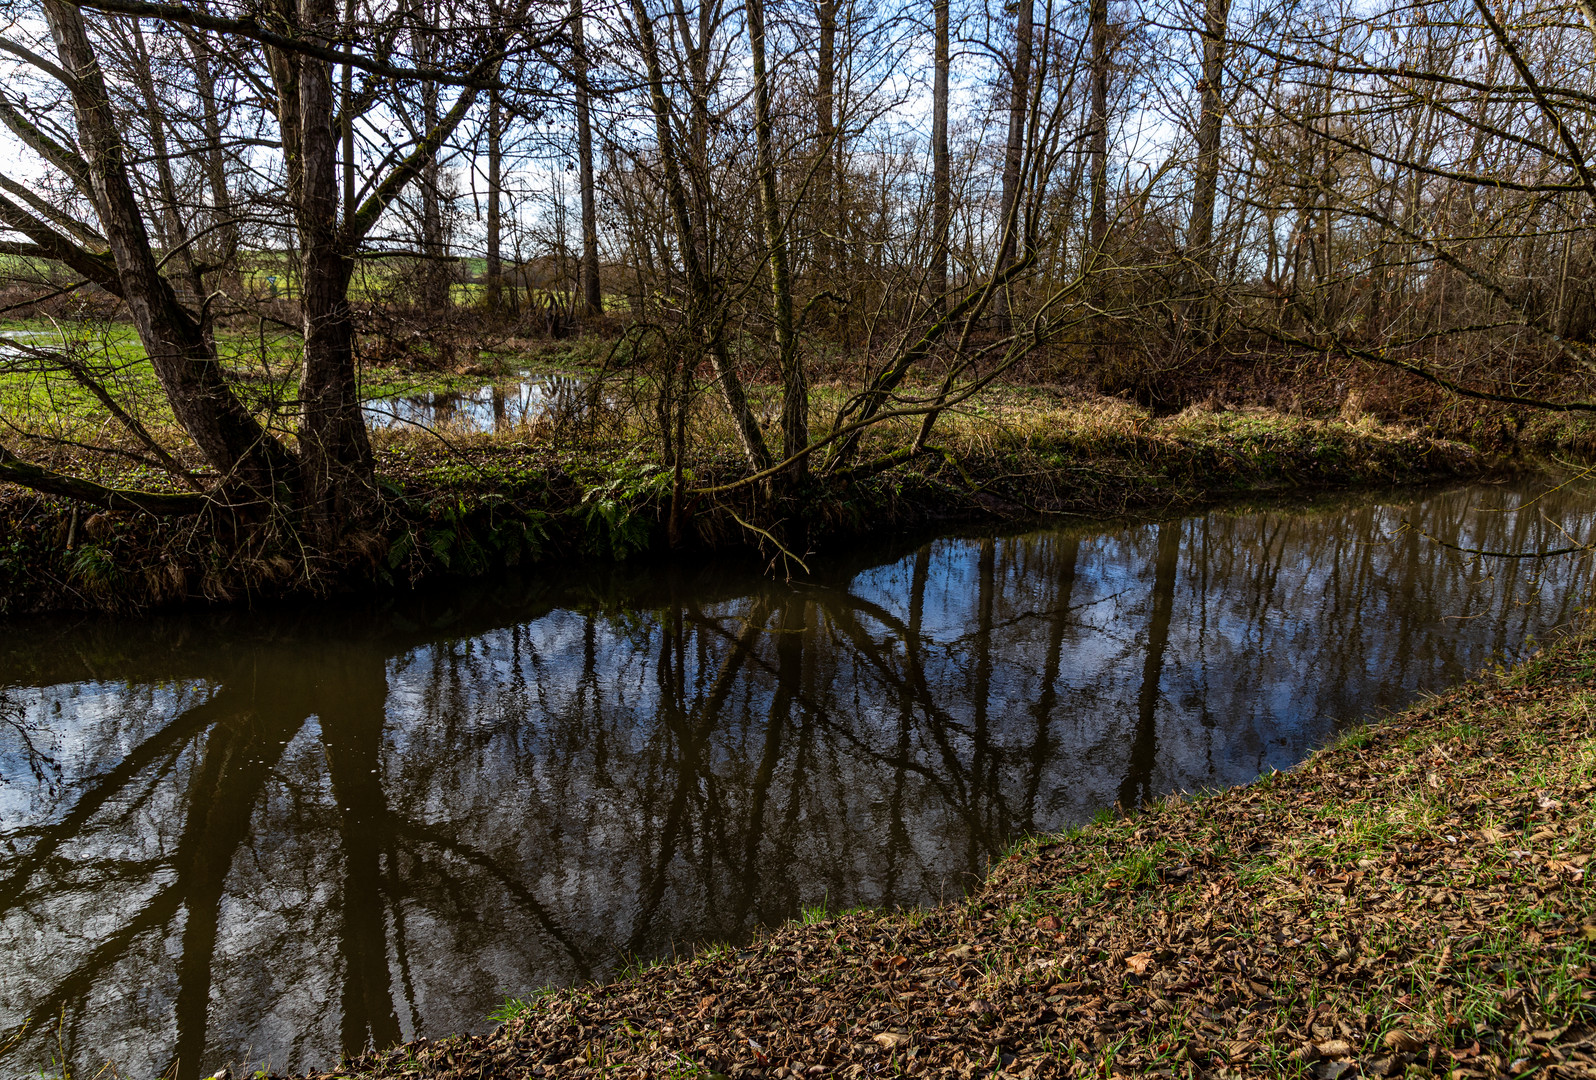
(1, 477, 1592, 1078)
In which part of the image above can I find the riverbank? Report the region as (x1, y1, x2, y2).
(0, 400, 1481, 615)
(305, 621, 1596, 1080)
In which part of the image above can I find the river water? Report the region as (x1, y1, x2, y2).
(2, 478, 1593, 1078)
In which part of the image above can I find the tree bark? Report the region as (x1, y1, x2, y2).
(573, 0, 603, 318)
(43, 0, 292, 503)
(295, 0, 378, 540)
(486, 89, 504, 314)
(1187, 0, 1229, 324)
(930, 0, 949, 310)
(749, 0, 805, 480)
(995, 0, 1031, 332)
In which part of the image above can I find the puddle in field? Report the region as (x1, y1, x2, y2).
(362, 375, 586, 432)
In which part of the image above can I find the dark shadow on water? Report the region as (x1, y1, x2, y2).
(1, 477, 1594, 1077)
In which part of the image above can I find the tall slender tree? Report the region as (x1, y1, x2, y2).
(748, 0, 804, 481)
(1186, 0, 1229, 331)
(930, 0, 950, 310)
(573, 0, 602, 317)
(995, 0, 1032, 332)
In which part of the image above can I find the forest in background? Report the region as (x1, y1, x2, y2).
(1, 0, 1595, 597)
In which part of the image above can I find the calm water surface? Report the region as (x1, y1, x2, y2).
(362, 376, 584, 432)
(2, 479, 1595, 1078)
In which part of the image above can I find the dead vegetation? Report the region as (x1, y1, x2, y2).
(300, 625, 1596, 1080)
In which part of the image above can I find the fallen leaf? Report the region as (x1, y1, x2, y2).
(873, 1032, 911, 1050)
(1383, 1029, 1423, 1054)
(1125, 952, 1154, 974)
(1315, 1040, 1354, 1059)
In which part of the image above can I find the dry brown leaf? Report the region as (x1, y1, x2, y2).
(1124, 952, 1154, 974)
(873, 1032, 911, 1050)
(1382, 1029, 1422, 1053)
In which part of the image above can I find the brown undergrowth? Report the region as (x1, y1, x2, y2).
(306, 627, 1596, 1080)
(0, 406, 1479, 615)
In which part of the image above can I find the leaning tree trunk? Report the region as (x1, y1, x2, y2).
(184, 26, 241, 278)
(42, 0, 293, 505)
(629, 0, 772, 473)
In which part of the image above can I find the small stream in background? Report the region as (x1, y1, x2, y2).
(2, 476, 1594, 1078)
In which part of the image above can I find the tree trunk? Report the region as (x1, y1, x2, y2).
(416, 1, 449, 312)
(341, 0, 356, 224)
(630, 0, 772, 473)
(815, 0, 836, 301)
(1086, 0, 1110, 359)
(574, 0, 603, 318)
(749, 0, 805, 481)
(42, 0, 292, 503)
(295, 0, 378, 541)
(1088, 0, 1109, 260)
(1186, 0, 1229, 330)
(486, 89, 504, 315)
(995, 0, 1032, 333)
(182, 21, 241, 276)
(123, 19, 203, 301)
(930, 0, 949, 310)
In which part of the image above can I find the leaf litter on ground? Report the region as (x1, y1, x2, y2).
(294, 626, 1596, 1079)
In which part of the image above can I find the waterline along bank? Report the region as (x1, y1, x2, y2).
(1, 477, 1593, 1077)
(306, 621, 1596, 1079)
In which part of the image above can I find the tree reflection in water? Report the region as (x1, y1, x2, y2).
(1, 482, 1592, 1078)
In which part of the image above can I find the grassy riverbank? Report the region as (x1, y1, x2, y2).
(0, 399, 1478, 615)
(307, 623, 1596, 1080)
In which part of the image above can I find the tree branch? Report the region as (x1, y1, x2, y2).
(73, 0, 529, 89)
(0, 443, 208, 514)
